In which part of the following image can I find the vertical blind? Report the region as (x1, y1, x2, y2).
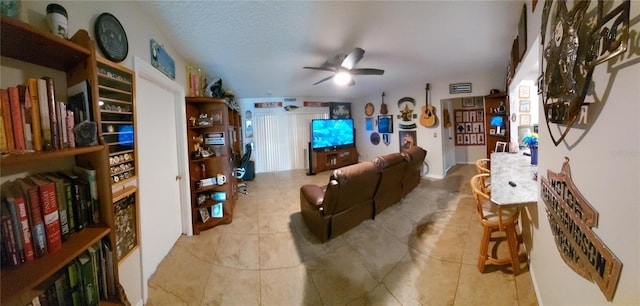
(253, 112, 327, 173)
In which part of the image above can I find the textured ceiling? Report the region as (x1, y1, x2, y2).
(137, 1, 522, 100)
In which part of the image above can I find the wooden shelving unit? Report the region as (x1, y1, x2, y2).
(96, 58, 137, 187)
(484, 92, 510, 157)
(0, 16, 124, 305)
(185, 97, 239, 234)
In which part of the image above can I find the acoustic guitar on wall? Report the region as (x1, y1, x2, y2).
(420, 83, 437, 127)
(380, 92, 388, 114)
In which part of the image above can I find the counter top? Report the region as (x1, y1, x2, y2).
(490, 151, 538, 205)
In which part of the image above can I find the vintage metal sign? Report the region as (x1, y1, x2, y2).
(540, 0, 630, 146)
(541, 159, 622, 301)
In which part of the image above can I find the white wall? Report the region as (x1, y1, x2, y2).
(523, 0, 640, 304)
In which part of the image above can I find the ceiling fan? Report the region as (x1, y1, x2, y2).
(303, 47, 384, 86)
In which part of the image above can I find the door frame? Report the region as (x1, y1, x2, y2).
(134, 57, 192, 236)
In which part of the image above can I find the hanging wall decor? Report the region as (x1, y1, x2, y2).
(541, 158, 622, 301)
(397, 97, 417, 129)
(540, 0, 630, 146)
(454, 109, 485, 146)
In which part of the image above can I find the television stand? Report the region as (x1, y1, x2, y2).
(312, 146, 358, 173)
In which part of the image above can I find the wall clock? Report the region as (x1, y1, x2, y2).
(94, 13, 128, 62)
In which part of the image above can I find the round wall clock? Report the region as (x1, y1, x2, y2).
(94, 13, 128, 62)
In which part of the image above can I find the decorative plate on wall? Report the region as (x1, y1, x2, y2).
(95, 12, 129, 62)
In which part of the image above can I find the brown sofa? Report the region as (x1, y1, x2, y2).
(300, 146, 427, 242)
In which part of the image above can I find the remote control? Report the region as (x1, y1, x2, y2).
(508, 181, 517, 187)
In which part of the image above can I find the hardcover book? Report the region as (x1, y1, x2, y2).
(42, 77, 60, 150)
(36, 78, 52, 150)
(15, 178, 48, 257)
(0, 89, 14, 151)
(76, 253, 99, 306)
(28, 175, 62, 253)
(27, 78, 43, 151)
(43, 173, 71, 241)
(2, 183, 27, 263)
(1, 201, 20, 265)
(73, 165, 99, 224)
(17, 85, 34, 151)
(8, 86, 25, 150)
(6, 182, 35, 262)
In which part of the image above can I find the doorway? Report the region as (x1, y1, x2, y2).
(134, 57, 190, 301)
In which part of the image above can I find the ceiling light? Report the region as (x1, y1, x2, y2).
(334, 71, 351, 86)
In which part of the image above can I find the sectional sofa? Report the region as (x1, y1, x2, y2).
(299, 146, 427, 242)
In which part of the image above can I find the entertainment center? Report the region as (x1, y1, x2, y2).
(312, 146, 358, 174)
(309, 118, 358, 174)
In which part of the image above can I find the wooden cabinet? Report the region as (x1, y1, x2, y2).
(312, 146, 358, 174)
(484, 92, 510, 157)
(185, 97, 238, 234)
(96, 58, 137, 187)
(0, 17, 122, 304)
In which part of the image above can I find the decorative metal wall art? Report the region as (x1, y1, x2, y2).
(540, 0, 630, 146)
(541, 158, 622, 301)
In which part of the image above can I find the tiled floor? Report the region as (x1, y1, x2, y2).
(146, 164, 538, 306)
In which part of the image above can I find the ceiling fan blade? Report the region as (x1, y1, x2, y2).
(349, 68, 384, 75)
(341, 47, 365, 70)
(313, 75, 334, 85)
(303, 66, 336, 72)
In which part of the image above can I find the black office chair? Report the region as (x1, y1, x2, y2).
(234, 143, 253, 194)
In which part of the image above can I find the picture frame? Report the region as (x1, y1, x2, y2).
(519, 85, 530, 99)
(518, 3, 527, 61)
(462, 97, 475, 108)
(537, 74, 544, 95)
(399, 130, 417, 152)
(329, 102, 351, 119)
(519, 100, 531, 113)
(377, 115, 393, 134)
(490, 128, 496, 135)
(449, 83, 472, 94)
(520, 114, 531, 125)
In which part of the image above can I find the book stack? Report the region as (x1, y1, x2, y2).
(22, 238, 116, 306)
(0, 165, 99, 267)
(0, 77, 93, 153)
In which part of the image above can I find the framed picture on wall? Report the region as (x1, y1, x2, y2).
(377, 115, 393, 134)
(519, 100, 531, 112)
(329, 102, 351, 119)
(520, 114, 531, 125)
(519, 85, 530, 99)
(462, 97, 475, 108)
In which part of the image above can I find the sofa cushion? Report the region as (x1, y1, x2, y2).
(401, 146, 427, 195)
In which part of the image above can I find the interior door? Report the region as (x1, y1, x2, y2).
(134, 58, 184, 302)
(442, 99, 456, 173)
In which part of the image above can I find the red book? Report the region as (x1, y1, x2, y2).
(28, 175, 62, 253)
(5, 182, 35, 262)
(1, 89, 15, 151)
(8, 86, 25, 150)
(16, 177, 48, 258)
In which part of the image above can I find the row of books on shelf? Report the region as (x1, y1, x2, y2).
(0, 165, 99, 266)
(26, 239, 116, 306)
(0, 77, 94, 154)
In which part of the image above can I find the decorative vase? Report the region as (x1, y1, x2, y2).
(529, 146, 538, 166)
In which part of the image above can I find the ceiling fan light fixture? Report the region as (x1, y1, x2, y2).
(334, 71, 352, 86)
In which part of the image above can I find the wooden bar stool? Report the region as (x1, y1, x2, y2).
(474, 158, 491, 190)
(470, 173, 521, 274)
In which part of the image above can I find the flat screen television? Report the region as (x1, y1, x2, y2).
(311, 118, 355, 151)
(490, 115, 504, 127)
